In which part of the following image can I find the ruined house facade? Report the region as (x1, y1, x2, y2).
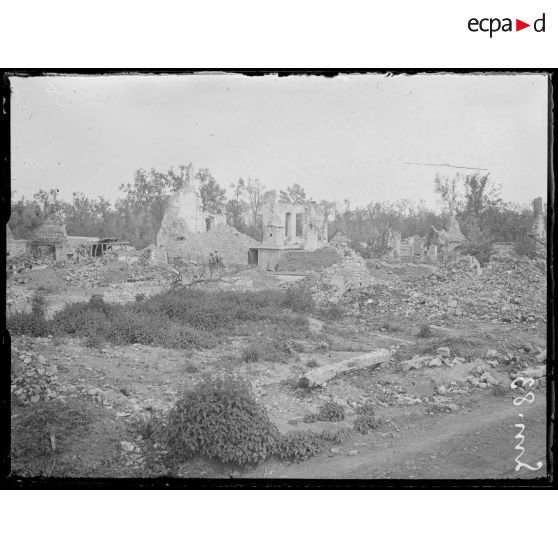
(253, 190, 328, 270)
(156, 166, 226, 247)
(155, 166, 256, 266)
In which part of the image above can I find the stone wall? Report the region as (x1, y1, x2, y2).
(261, 190, 328, 250)
(156, 165, 227, 246)
(275, 246, 342, 272)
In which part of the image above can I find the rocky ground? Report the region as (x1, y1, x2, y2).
(8, 249, 549, 479)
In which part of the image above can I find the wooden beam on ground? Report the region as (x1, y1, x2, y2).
(298, 349, 391, 388)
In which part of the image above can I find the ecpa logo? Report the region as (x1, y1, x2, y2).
(468, 13, 546, 37)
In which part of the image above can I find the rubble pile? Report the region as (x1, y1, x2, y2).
(304, 247, 374, 304)
(342, 254, 546, 323)
(163, 223, 259, 266)
(7, 251, 54, 270)
(6, 286, 34, 316)
(11, 348, 64, 406)
(439, 253, 482, 276)
(63, 259, 107, 286)
(276, 247, 342, 272)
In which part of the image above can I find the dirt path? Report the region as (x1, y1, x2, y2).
(253, 394, 547, 479)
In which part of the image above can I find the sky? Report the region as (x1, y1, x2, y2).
(10, 73, 549, 210)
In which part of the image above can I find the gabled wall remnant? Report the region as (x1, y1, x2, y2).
(157, 165, 226, 247)
(260, 190, 328, 250)
(428, 215, 467, 254)
(154, 165, 253, 265)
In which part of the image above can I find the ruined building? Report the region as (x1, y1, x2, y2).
(427, 215, 467, 253)
(531, 197, 546, 242)
(531, 196, 546, 257)
(155, 166, 257, 266)
(252, 190, 328, 270)
(27, 218, 72, 261)
(6, 224, 27, 257)
(157, 166, 226, 245)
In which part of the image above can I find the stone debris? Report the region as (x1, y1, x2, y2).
(345, 253, 544, 323)
(304, 247, 374, 304)
(11, 349, 63, 406)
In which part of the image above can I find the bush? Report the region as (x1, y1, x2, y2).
(241, 346, 261, 363)
(456, 241, 495, 265)
(165, 377, 280, 467)
(318, 302, 345, 320)
(381, 321, 401, 332)
(306, 358, 319, 368)
(353, 402, 378, 434)
(416, 324, 433, 338)
(514, 236, 540, 259)
(31, 290, 48, 318)
(8, 290, 52, 337)
(8, 312, 52, 337)
(13, 286, 310, 351)
(316, 401, 345, 422)
(184, 363, 200, 374)
(275, 431, 323, 462)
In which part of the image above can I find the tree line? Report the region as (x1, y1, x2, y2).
(9, 165, 541, 254)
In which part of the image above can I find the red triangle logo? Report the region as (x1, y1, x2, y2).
(516, 19, 530, 31)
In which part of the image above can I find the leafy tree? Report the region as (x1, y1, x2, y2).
(280, 183, 307, 205)
(463, 173, 502, 215)
(8, 194, 44, 239)
(195, 168, 227, 214)
(33, 188, 66, 218)
(119, 167, 185, 247)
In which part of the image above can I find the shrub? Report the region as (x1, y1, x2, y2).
(491, 383, 509, 397)
(456, 241, 495, 265)
(135, 409, 164, 440)
(86, 334, 104, 349)
(514, 236, 540, 259)
(275, 431, 323, 462)
(318, 302, 345, 320)
(319, 428, 350, 443)
(316, 401, 345, 422)
(353, 402, 379, 434)
(417, 324, 433, 338)
(241, 346, 261, 363)
(11, 399, 94, 473)
(8, 312, 52, 337)
(306, 358, 319, 368)
(31, 290, 48, 318)
(184, 363, 200, 374)
(281, 285, 315, 313)
(165, 377, 280, 467)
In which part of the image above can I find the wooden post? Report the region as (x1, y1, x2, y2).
(298, 350, 391, 388)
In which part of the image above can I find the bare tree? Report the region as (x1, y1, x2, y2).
(245, 177, 265, 227)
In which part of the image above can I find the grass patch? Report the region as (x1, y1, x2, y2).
(9, 285, 312, 351)
(11, 398, 95, 476)
(242, 334, 298, 364)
